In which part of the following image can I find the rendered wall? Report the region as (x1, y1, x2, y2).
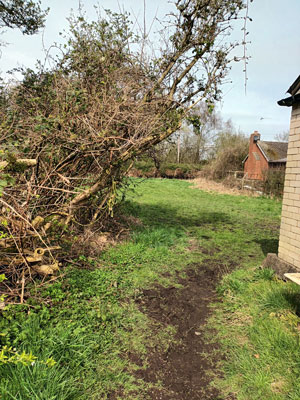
(278, 102, 300, 268)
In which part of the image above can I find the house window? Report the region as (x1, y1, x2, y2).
(253, 152, 260, 161)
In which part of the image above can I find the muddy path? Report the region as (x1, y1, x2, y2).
(136, 257, 236, 400)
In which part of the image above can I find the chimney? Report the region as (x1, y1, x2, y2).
(251, 131, 260, 143)
(249, 131, 260, 153)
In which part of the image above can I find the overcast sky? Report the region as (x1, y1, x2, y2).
(1, 0, 299, 141)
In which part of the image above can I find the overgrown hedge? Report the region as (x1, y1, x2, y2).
(262, 168, 285, 197)
(130, 161, 204, 179)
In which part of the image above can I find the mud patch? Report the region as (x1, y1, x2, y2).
(136, 259, 236, 400)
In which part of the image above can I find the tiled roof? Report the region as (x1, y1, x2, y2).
(258, 141, 288, 162)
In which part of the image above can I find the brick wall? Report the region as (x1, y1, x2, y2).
(244, 131, 269, 180)
(278, 102, 300, 268)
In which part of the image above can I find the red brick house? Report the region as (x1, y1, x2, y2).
(243, 131, 288, 180)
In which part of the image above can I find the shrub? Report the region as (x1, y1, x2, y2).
(203, 137, 248, 180)
(262, 168, 285, 197)
(132, 161, 202, 179)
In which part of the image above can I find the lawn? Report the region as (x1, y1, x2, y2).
(1, 178, 300, 399)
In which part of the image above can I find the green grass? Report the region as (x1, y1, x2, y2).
(211, 266, 300, 399)
(2, 178, 299, 399)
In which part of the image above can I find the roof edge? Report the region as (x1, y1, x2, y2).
(257, 142, 270, 162)
(269, 158, 287, 163)
(278, 93, 300, 107)
(242, 155, 248, 164)
(288, 75, 300, 95)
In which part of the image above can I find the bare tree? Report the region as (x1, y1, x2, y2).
(186, 103, 222, 163)
(274, 130, 289, 142)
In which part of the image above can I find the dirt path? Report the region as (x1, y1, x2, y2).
(136, 256, 236, 400)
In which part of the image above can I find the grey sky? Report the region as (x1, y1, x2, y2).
(1, 0, 299, 141)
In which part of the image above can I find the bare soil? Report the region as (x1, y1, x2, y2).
(136, 256, 237, 400)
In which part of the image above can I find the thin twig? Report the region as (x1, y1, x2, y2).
(20, 270, 25, 304)
(0, 198, 55, 261)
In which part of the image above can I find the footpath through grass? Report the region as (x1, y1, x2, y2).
(1, 178, 300, 399)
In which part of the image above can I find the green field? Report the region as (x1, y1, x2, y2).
(1, 178, 300, 399)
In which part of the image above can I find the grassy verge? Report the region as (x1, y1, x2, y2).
(2, 178, 297, 399)
(211, 260, 300, 399)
